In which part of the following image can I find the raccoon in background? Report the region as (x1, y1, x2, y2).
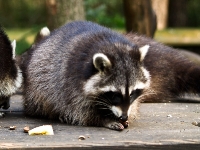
(125, 33, 200, 103)
(21, 21, 150, 131)
(0, 26, 22, 114)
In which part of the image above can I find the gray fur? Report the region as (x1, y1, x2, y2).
(22, 21, 149, 130)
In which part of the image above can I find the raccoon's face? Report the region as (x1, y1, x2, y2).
(83, 44, 150, 122)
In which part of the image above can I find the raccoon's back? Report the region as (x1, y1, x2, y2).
(23, 21, 113, 92)
(23, 21, 133, 90)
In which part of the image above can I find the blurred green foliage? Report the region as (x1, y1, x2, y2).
(0, 0, 47, 28)
(0, 0, 125, 29)
(1, 0, 200, 54)
(0, 0, 126, 54)
(1, 0, 200, 28)
(187, 0, 200, 27)
(84, 0, 125, 28)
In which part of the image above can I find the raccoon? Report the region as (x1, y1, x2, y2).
(0, 26, 22, 113)
(21, 21, 150, 130)
(125, 33, 200, 102)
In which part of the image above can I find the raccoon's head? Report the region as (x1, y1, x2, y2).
(83, 44, 150, 123)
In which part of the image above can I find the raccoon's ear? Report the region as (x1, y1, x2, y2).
(139, 45, 149, 61)
(11, 40, 16, 59)
(40, 27, 50, 37)
(93, 53, 112, 72)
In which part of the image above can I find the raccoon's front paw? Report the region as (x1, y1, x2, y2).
(104, 122, 124, 131)
(119, 120, 129, 128)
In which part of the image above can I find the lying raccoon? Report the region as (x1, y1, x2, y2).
(0, 26, 22, 114)
(21, 21, 200, 131)
(22, 21, 150, 130)
(125, 33, 200, 103)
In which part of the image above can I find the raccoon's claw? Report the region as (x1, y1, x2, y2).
(104, 122, 124, 131)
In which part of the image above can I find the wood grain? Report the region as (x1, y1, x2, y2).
(0, 94, 200, 149)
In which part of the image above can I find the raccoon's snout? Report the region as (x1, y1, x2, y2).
(119, 115, 129, 128)
(119, 115, 128, 122)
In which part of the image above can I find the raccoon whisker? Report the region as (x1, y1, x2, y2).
(136, 91, 158, 101)
(101, 96, 112, 105)
(95, 102, 111, 108)
(98, 107, 110, 110)
(97, 98, 112, 105)
(94, 102, 109, 107)
(87, 99, 111, 108)
(138, 92, 156, 98)
(142, 91, 157, 97)
(93, 95, 112, 105)
(103, 112, 115, 117)
(87, 96, 112, 105)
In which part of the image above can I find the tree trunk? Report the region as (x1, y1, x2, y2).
(152, 0, 168, 30)
(46, 0, 85, 30)
(168, 0, 188, 27)
(123, 0, 157, 37)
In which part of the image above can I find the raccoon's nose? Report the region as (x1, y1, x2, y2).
(119, 115, 128, 122)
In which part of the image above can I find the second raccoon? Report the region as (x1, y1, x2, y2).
(0, 26, 22, 113)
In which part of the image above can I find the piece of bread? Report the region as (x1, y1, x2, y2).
(28, 125, 54, 135)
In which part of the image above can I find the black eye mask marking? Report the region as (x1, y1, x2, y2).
(94, 91, 124, 119)
(130, 89, 142, 103)
(102, 91, 123, 105)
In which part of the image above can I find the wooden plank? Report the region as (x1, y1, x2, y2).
(0, 95, 200, 149)
(154, 28, 200, 46)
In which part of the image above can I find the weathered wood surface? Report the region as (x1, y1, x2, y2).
(154, 29, 200, 46)
(1, 94, 200, 149)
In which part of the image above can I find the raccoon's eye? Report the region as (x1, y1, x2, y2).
(130, 89, 142, 102)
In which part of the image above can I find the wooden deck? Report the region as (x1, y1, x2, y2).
(154, 28, 200, 46)
(1, 94, 200, 149)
